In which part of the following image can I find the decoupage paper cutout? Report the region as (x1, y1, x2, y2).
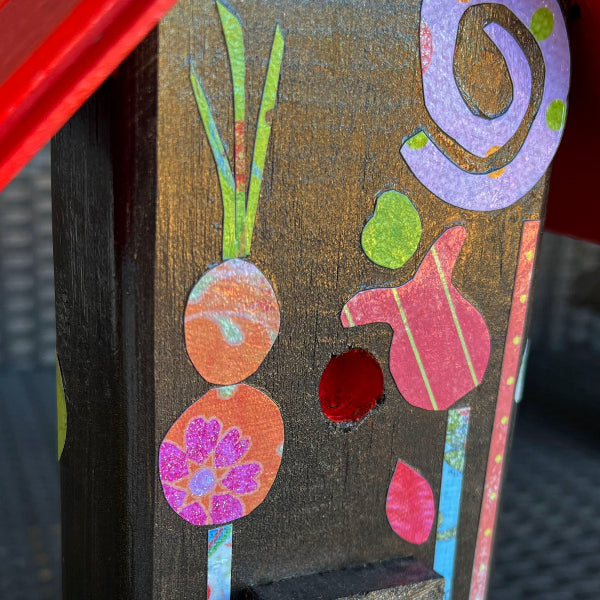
(56, 356, 67, 460)
(190, 1, 284, 259)
(530, 7, 554, 42)
(386, 460, 435, 545)
(434, 407, 471, 600)
(184, 259, 280, 385)
(186, 0, 284, 386)
(514, 340, 529, 404)
(216, 0, 247, 249)
(402, 0, 570, 211)
(318, 349, 384, 423)
(182, 8, 286, 598)
(207, 524, 233, 600)
(361, 190, 422, 269)
(469, 221, 540, 600)
(342, 226, 490, 411)
(159, 384, 284, 526)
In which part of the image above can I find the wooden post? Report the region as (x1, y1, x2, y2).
(53, 1, 569, 599)
(53, 32, 158, 598)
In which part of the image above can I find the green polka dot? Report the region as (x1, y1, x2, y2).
(361, 190, 422, 269)
(406, 131, 428, 150)
(531, 7, 554, 42)
(546, 99, 566, 131)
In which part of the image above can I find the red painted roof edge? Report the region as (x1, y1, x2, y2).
(0, 0, 178, 193)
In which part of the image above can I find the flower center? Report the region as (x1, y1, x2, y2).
(190, 468, 216, 496)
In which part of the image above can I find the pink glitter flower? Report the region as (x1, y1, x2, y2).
(159, 417, 261, 526)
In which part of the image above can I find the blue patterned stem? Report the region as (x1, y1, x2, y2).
(207, 524, 233, 600)
(434, 407, 471, 600)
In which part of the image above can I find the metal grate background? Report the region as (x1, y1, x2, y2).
(0, 145, 54, 368)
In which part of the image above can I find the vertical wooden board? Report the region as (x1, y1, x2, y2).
(53, 32, 158, 599)
(53, 81, 128, 598)
(153, 1, 551, 599)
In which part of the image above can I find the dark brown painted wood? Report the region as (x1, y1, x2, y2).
(53, 31, 157, 600)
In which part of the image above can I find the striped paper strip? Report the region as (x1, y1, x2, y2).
(207, 524, 233, 600)
(469, 220, 540, 600)
(434, 407, 471, 600)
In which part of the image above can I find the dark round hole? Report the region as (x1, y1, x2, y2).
(319, 349, 384, 423)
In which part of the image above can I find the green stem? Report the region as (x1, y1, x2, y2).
(243, 25, 285, 256)
(190, 60, 238, 259)
(217, 2, 247, 246)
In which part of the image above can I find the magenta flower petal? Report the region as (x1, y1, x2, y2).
(186, 417, 220, 464)
(222, 463, 261, 494)
(159, 442, 189, 482)
(214, 428, 250, 467)
(210, 494, 244, 524)
(162, 484, 186, 511)
(179, 502, 208, 526)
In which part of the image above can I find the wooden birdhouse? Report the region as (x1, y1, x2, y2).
(48, 0, 572, 598)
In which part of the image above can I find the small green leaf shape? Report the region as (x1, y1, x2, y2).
(546, 99, 566, 131)
(361, 190, 422, 269)
(406, 131, 428, 150)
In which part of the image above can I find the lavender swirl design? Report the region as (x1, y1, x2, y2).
(402, 0, 570, 211)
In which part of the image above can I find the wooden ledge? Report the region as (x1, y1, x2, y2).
(243, 557, 444, 600)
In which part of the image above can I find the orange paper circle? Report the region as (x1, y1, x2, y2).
(159, 384, 284, 526)
(184, 259, 280, 385)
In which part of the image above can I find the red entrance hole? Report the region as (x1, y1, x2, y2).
(319, 349, 384, 424)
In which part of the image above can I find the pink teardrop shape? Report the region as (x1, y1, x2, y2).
(386, 460, 435, 545)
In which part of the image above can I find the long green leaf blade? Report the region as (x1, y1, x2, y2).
(244, 25, 284, 255)
(217, 1, 246, 245)
(190, 60, 238, 258)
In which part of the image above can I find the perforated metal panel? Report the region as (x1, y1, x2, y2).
(0, 146, 54, 367)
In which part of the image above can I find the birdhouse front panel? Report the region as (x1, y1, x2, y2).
(148, 1, 569, 599)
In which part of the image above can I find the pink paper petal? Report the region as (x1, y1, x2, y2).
(179, 502, 208, 526)
(222, 463, 261, 494)
(159, 441, 189, 482)
(162, 484, 186, 511)
(210, 494, 244, 524)
(186, 417, 220, 464)
(214, 428, 250, 467)
(386, 460, 435, 545)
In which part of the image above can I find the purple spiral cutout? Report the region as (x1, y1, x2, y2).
(402, 0, 570, 211)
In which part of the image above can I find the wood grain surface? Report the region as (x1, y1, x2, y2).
(53, 1, 556, 599)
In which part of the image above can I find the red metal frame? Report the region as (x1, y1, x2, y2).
(0, 0, 178, 193)
(546, 0, 600, 244)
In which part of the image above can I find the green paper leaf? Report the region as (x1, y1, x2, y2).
(56, 357, 67, 460)
(244, 26, 285, 255)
